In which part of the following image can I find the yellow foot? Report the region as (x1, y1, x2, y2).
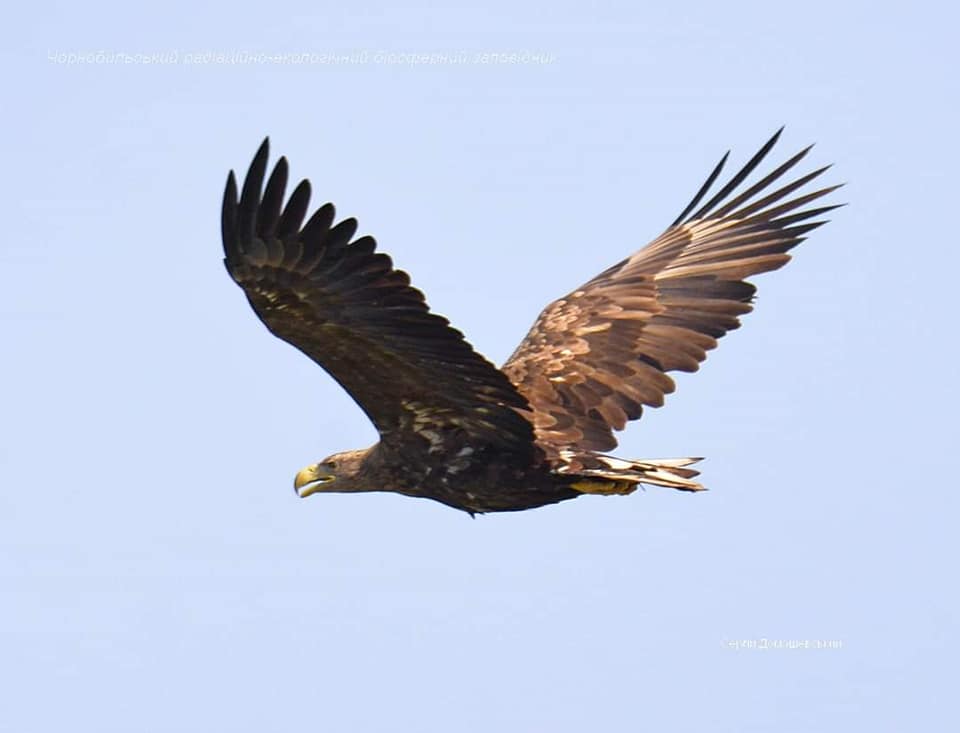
(571, 479, 637, 496)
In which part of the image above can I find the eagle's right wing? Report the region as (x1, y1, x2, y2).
(223, 140, 535, 460)
(502, 129, 841, 453)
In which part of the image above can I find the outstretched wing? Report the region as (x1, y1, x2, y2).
(502, 129, 841, 453)
(223, 139, 535, 459)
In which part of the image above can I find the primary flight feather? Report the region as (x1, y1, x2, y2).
(222, 130, 840, 514)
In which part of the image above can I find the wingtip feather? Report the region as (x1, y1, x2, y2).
(221, 170, 239, 253)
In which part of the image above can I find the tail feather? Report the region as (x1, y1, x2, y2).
(560, 451, 706, 494)
(628, 458, 705, 491)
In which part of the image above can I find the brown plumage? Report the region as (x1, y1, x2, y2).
(222, 130, 840, 514)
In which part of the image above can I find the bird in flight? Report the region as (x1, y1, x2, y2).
(222, 130, 840, 514)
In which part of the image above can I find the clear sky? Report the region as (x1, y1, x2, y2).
(3, 1, 958, 731)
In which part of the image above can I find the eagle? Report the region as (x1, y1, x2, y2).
(222, 130, 839, 514)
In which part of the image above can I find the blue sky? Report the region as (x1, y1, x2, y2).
(3, 1, 958, 730)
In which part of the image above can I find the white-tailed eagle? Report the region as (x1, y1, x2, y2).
(222, 130, 839, 513)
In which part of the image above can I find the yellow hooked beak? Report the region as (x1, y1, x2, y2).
(294, 464, 334, 498)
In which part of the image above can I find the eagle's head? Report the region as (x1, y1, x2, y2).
(294, 449, 370, 497)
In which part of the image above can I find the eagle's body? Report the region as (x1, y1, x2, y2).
(302, 445, 581, 514)
(222, 131, 839, 514)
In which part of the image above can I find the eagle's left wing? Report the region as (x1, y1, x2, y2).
(222, 140, 535, 460)
(502, 129, 841, 454)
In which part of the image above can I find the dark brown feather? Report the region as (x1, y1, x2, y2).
(222, 139, 535, 460)
(502, 132, 841, 453)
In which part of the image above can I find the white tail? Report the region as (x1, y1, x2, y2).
(627, 458, 705, 492)
(562, 452, 706, 493)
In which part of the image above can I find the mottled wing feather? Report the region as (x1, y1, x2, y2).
(223, 139, 535, 459)
(502, 129, 841, 452)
